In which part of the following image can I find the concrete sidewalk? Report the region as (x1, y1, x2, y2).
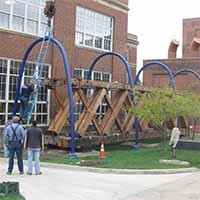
(0, 157, 198, 175)
(128, 171, 200, 200)
(1, 157, 200, 200)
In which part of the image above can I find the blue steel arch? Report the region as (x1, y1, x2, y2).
(174, 69, 200, 80)
(87, 52, 135, 89)
(134, 61, 176, 148)
(13, 36, 76, 158)
(87, 52, 140, 148)
(135, 61, 176, 90)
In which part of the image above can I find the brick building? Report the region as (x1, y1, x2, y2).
(143, 17, 200, 93)
(0, 0, 138, 127)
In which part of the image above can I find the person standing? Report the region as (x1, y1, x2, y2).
(19, 82, 34, 121)
(4, 116, 25, 175)
(169, 124, 181, 159)
(25, 120, 43, 175)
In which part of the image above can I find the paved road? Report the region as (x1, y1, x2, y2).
(0, 158, 200, 200)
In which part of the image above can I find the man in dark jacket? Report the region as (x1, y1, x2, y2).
(19, 82, 34, 121)
(4, 116, 25, 175)
(25, 120, 43, 175)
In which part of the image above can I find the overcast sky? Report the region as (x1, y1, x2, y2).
(128, 0, 200, 71)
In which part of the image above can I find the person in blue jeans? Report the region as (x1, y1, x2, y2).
(19, 83, 34, 121)
(25, 120, 43, 175)
(4, 116, 25, 175)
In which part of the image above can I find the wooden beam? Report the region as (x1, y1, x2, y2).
(53, 89, 65, 109)
(76, 88, 107, 135)
(72, 78, 132, 90)
(101, 90, 129, 134)
(76, 89, 102, 135)
(104, 94, 123, 133)
(44, 78, 151, 93)
(122, 113, 135, 133)
(48, 92, 79, 134)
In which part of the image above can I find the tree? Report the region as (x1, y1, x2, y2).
(178, 91, 200, 140)
(130, 86, 200, 146)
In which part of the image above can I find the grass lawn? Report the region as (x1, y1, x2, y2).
(0, 194, 25, 200)
(1, 138, 200, 169)
(39, 141, 200, 169)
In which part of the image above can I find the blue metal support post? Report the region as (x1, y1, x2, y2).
(87, 52, 138, 148)
(13, 37, 77, 158)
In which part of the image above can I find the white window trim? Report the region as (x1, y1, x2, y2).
(0, 56, 51, 127)
(75, 6, 113, 52)
(47, 63, 51, 125)
(0, 0, 48, 37)
(5, 59, 10, 122)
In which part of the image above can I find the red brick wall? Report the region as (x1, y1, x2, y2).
(0, 0, 135, 119)
(143, 18, 200, 93)
(51, 0, 129, 116)
(128, 47, 137, 64)
(52, 0, 128, 82)
(0, 30, 53, 63)
(183, 18, 200, 58)
(0, 0, 129, 82)
(143, 58, 200, 93)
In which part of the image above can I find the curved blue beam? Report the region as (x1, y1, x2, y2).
(87, 51, 139, 149)
(87, 52, 135, 89)
(13, 37, 44, 115)
(174, 69, 200, 80)
(134, 61, 176, 146)
(135, 61, 176, 91)
(13, 36, 76, 157)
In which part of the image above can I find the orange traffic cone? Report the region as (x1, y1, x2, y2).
(99, 143, 106, 158)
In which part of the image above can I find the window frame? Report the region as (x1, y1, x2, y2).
(0, 0, 48, 36)
(0, 57, 51, 127)
(75, 6, 113, 52)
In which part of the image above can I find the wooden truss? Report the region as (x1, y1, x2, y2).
(48, 78, 135, 136)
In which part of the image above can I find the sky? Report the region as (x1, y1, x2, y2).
(128, 0, 200, 71)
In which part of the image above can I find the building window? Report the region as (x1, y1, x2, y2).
(0, 59, 7, 100)
(75, 6, 113, 51)
(102, 72, 110, 82)
(0, 0, 48, 36)
(74, 68, 82, 79)
(0, 0, 10, 28)
(0, 57, 51, 126)
(27, 4, 39, 35)
(73, 68, 111, 122)
(93, 71, 102, 81)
